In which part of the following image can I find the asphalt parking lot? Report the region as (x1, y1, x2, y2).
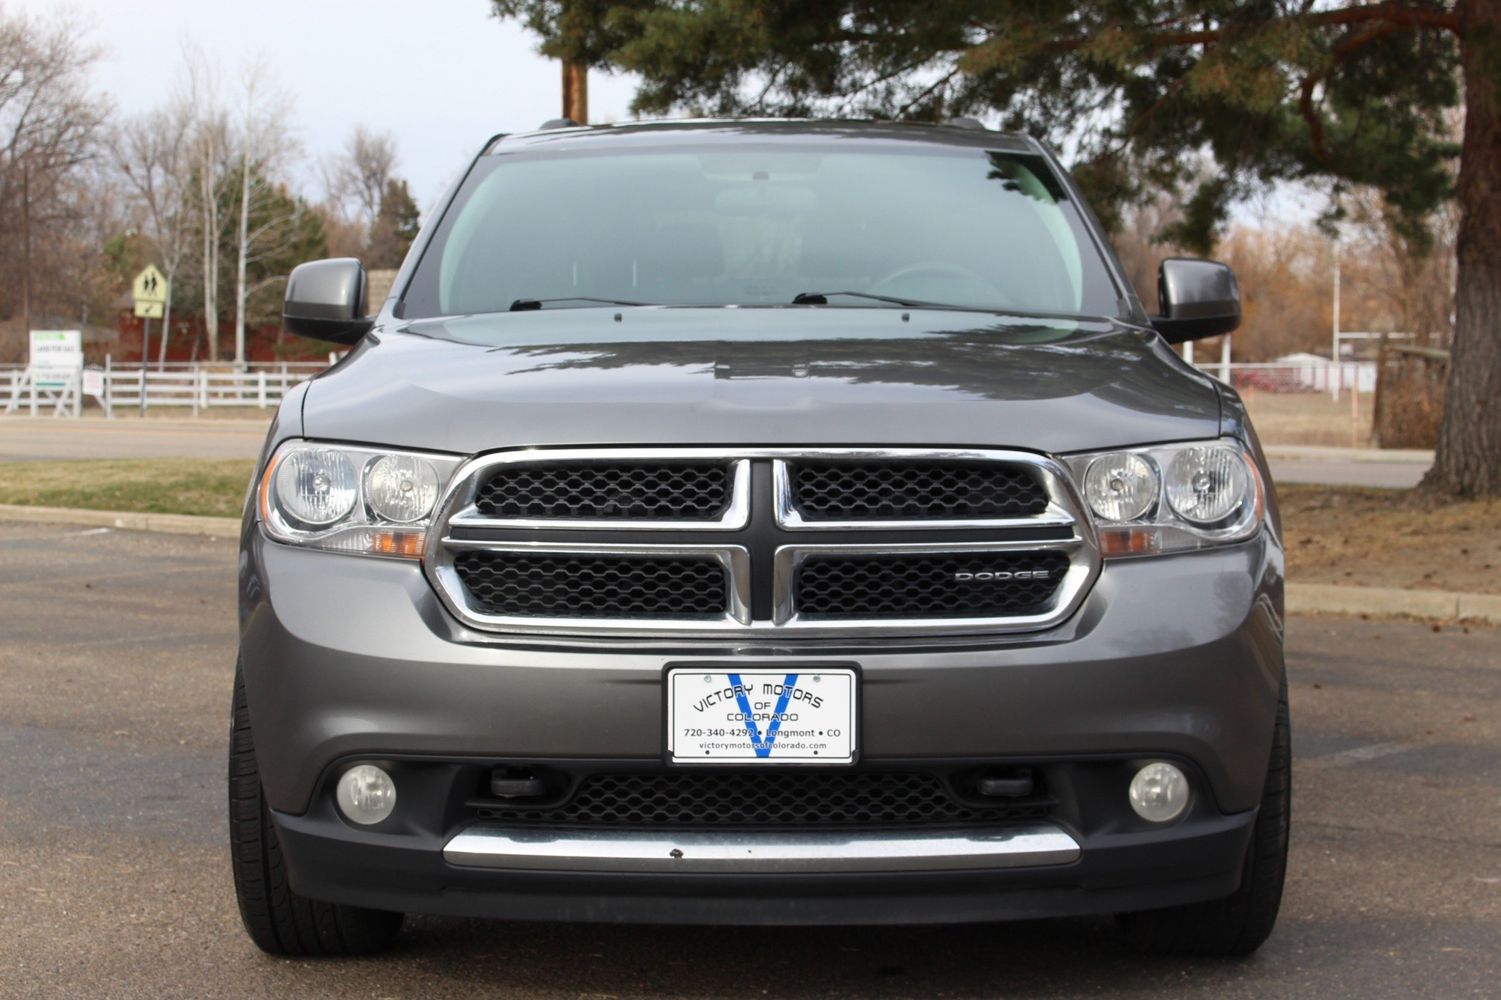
(1, 520, 1498, 999)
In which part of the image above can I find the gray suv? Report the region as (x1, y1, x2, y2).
(230, 120, 1288, 957)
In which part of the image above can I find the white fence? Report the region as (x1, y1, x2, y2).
(1, 360, 330, 416)
(1197, 360, 1377, 396)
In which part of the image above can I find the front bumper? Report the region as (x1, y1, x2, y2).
(239, 526, 1282, 923)
(272, 798, 1254, 924)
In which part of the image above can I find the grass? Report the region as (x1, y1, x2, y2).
(1242, 391, 1374, 449)
(0, 459, 256, 518)
(1280, 484, 1501, 595)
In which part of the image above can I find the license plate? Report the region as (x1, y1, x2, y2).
(666, 668, 857, 765)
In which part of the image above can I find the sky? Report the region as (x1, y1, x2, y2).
(12, 0, 644, 211)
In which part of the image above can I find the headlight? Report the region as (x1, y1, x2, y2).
(1064, 439, 1263, 557)
(364, 454, 441, 524)
(1083, 452, 1157, 522)
(1165, 446, 1250, 526)
(258, 441, 463, 558)
(274, 447, 358, 527)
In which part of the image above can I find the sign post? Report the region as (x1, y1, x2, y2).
(132, 265, 169, 415)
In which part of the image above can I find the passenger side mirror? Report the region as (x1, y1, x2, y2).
(1150, 258, 1240, 344)
(283, 258, 375, 345)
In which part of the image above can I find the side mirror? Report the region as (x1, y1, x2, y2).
(283, 258, 374, 345)
(1150, 258, 1240, 344)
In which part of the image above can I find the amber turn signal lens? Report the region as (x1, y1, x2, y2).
(1098, 527, 1160, 558)
(370, 530, 425, 558)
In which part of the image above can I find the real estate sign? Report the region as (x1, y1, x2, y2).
(29, 330, 83, 388)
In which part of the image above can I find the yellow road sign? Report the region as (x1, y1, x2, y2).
(134, 300, 164, 319)
(132, 264, 168, 305)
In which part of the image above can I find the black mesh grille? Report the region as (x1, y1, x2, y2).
(795, 551, 1069, 619)
(453, 551, 727, 619)
(475, 462, 731, 520)
(473, 771, 1050, 828)
(790, 461, 1048, 520)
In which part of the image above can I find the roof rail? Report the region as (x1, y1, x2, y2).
(538, 118, 580, 130)
(944, 116, 988, 131)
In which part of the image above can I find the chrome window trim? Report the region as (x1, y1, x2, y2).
(772, 453, 1076, 531)
(431, 540, 753, 634)
(423, 446, 1099, 639)
(445, 452, 751, 532)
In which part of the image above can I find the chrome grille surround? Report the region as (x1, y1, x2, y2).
(425, 447, 1099, 639)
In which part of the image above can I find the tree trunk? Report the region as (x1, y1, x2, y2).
(235, 153, 251, 368)
(1426, 0, 1501, 496)
(201, 165, 219, 365)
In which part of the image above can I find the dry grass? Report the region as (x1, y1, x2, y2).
(0, 459, 256, 517)
(1243, 391, 1373, 448)
(1281, 484, 1501, 594)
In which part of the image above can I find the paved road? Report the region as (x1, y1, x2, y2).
(1, 521, 1498, 999)
(1268, 459, 1430, 489)
(0, 417, 268, 462)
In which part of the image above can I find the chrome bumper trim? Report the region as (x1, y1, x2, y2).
(442, 824, 1081, 874)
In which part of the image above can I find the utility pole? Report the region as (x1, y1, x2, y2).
(1331, 246, 1342, 402)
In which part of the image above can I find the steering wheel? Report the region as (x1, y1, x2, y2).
(871, 260, 1000, 298)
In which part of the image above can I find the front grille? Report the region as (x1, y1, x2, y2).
(474, 462, 730, 520)
(795, 551, 1069, 619)
(432, 449, 1094, 637)
(472, 770, 1051, 828)
(789, 461, 1047, 520)
(453, 551, 727, 619)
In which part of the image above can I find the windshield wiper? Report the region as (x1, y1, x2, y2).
(792, 290, 1112, 324)
(791, 290, 924, 307)
(509, 296, 653, 311)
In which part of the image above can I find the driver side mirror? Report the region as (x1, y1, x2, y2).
(283, 258, 375, 345)
(1150, 258, 1240, 344)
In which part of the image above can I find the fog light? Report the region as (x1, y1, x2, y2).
(1128, 761, 1189, 823)
(336, 764, 396, 825)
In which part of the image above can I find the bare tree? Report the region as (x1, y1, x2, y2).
(231, 58, 297, 366)
(0, 7, 108, 349)
(181, 44, 233, 363)
(117, 98, 194, 367)
(323, 125, 397, 233)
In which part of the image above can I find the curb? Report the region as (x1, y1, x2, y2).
(1287, 582, 1501, 626)
(0, 503, 241, 539)
(1, 504, 1496, 624)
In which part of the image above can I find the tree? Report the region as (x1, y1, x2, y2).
(0, 7, 109, 349)
(495, 0, 1501, 496)
(321, 126, 419, 267)
(231, 60, 297, 366)
(117, 100, 195, 367)
(365, 178, 420, 269)
(180, 45, 234, 363)
(324, 125, 397, 233)
(218, 167, 327, 330)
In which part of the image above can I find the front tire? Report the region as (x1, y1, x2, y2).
(1117, 671, 1291, 956)
(229, 663, 403, 956)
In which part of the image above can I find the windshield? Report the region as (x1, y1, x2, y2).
(400, 142, 1122, 320)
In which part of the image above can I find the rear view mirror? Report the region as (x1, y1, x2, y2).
(283, 258, 374, 345)
(1151, 258, 1240, 344)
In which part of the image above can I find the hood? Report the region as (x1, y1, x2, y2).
(301, 308, 1221, 456)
